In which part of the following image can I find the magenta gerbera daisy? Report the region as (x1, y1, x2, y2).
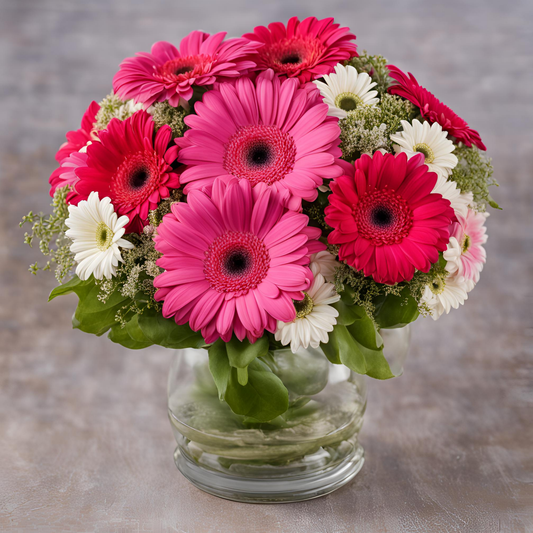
(153, 178, 325, 344)
(55, 101, 100, 162)
(325, 152, 455, 285)
(387, 65, 486, 151)
(72, 110, 179, 233)
(49, 151, 87, 201)
(112, 32, 262, 108)
(243, 17, 357, 83)
(176, 69, 343, 210)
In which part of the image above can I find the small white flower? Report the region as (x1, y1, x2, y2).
(391, 119, 458, 179)
(310, 251, 339, 283)
(65, 191, 134, 280)
(433, 176, 473, 219)
(420, 271, 470, 320)
(117, 99, 144, 120)
(275, 266, 340, 353)
(314, 64, 379, 119)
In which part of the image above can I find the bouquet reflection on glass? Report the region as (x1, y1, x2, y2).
(22, 16, 498, 502)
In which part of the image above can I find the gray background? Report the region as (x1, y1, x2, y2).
(1, 0, 532, 532)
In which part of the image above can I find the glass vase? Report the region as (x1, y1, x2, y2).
(168, 326, 411, 503)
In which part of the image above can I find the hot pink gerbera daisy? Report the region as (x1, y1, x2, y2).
(444, 208, 488, 284)
(176, 69, 343, 210)
(112, 32, 262, 108)
(72, 110, 179, 233)
(153, 178, 325, 344)
(243, 17, 357, 83)
(387, 65, 486, 151)
(49, 151, 87, 200)
(325, 152, 455, 285)
(55, 101, 100, 162)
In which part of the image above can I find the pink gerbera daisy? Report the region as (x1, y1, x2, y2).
(444, 208, 488, 284)
(176, 69, 343, 210)
(153, 178, 325, 344)
(243, 17, 357, 83)
(49, 151, 87, 201)
(387, 65, 486, 151)
(55, 101, 100, 162)
(72, 110, 179, 233)
(112, 32, 262, 108)
(325, 152, 455, 285)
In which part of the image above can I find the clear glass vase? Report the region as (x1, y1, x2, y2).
(168, 326, 411, 503)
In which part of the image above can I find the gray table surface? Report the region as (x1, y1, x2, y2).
(1, 0, 532, 531)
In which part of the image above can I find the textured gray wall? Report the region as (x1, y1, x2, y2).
(1, 0, 532, 531)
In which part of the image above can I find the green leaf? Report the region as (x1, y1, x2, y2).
(137, 308, 205, 349)
(208, 341, 289, 422)
(225, 359, 289, 422)
(226, 335, 269, 368)
(208, 340, 232, 400)
(327, 324, 367, 373)
(373, 288, 419, 329)
(50, 275, 131, 336)
(108, 322, 153, 350)
(332, 299, 365, 326)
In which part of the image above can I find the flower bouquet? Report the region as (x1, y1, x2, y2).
(23, 17, 499, 502)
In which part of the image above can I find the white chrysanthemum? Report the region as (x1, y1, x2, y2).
(391, 119, 458, 179)
(313, 64, 379, 119)
(65, 191, 134, 280)
(275, 267, 340, 353)
(420, 272, 470, 320)
(310, 251, 339, 283)
(433, 176, 473, 219)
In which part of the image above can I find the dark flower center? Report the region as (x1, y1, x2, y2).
(175, 65, 194, 76)
(247, 143, 273, 167)
(130, 166, 150, 189)
(371, 206, 394, 227)
(280, 53, 301, 65)
(339, 96, 358, 111)
(224, 250, 251, 277)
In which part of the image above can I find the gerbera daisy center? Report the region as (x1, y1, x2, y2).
(224, 125, 297, 186)
(430, 274, 446, 295)
(335, 92, 363, 112)
(354, 189, 413, 246)
(413, 142, 435, 164)
(294, 292, 314, 319)
(156, 55, 211, 81)
(204, 231, 270, 294)
(265, 37, 325, 74)
(462, 234, 471, 253)
(95, 222, 114, 251)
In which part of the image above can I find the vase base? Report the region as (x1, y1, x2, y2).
(173, 443, 364, 503)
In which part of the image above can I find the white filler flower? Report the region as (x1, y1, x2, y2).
(314, 64, 379, 119)
(391, 119, 458, 179)
(420, 271, 470, 320)
(275, 266, 340, 353)
(65, 191, 134, 280)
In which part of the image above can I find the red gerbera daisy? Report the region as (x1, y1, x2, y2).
(72, 110, 179, 233)
(55, 101, 100, 162)
(112, 32, 262, 108)
(325, 152, 455, 285)
(387, 65, 486, 151)
(243, 17, 357, 83)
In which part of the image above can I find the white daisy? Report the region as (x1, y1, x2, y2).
(391, 119, 458, 179)
(310, 251, 340, 283)
(275, 267, 340, 353)
(420, 271, 470, 320)
(65, 191, 134, 281)
(433, 176, 473, 219)
(313, 64, 379, 119)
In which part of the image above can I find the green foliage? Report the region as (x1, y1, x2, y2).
(20, 186, 75, 282)
(49, 275, 131, 336)
(339, 94, 415, 161)
(94, 93, 142, 130)
(148, 189, 182, 227)
(208, 339, 289, 422)
(346, 52, 393, 95)
(322, 302, 396, 380)
(373, 287, 419, 329)
(450, 144, 499, 210)
(150, 101, 188, 139)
